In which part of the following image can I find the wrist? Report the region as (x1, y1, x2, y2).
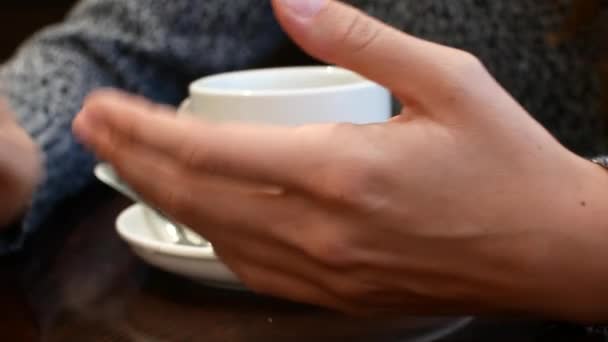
(520, 155, 608, 322)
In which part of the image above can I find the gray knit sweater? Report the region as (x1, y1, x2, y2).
(0, 0, 606, 259)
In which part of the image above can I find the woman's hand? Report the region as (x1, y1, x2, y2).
(73, 0, 608, 321)
(0, 101, 41, 228)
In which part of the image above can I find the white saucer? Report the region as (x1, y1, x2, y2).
(116, 203, 245, 290)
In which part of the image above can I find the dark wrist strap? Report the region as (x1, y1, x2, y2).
(591, 156, 608, 169)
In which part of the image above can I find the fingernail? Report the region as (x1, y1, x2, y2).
(281, 0, 326, 18)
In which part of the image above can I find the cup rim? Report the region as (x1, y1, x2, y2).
(188, 66, 378, 97)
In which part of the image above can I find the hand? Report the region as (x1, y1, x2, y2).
(73, 0, 608, 321)
(0, 101, 41, 228)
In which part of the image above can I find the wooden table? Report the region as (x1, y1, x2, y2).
(0, 1, 76, 62)
(0, 185, 601, 341)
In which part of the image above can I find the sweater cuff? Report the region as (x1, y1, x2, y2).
(0, 213, 28, 256)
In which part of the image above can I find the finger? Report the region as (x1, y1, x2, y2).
(216, 246, 365, 314)
(272, 0, 479, 105)
(75, 90, 332, 190)
(86, 88, 178, 114)
(214, 227, 402, 315)
(75, 108, 304, 240)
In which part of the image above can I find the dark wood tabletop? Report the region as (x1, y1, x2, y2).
(0, 184, 602, 342)
(0, 1, 76, 62)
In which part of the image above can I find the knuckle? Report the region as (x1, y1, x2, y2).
(332, 9, 382, 56)
(454, 51, 485, 74)
(160, 178, 191, 219)
(445, 50, 487, 81)
(101, 128, 123, 160)
(176, 135, 203, 168)
(101, 116, 137, 161)
(317, 122, 355, 143)
(176, 135, 194, 164)
(315, 125, 382, 209)
(161, 187, 181, 215)
(321, 170, 371, 208)
(432, 50, 490, 105)
(303, 228, 359, 269)
(175, 134, 225, 176)
(121, 116, 138, 144)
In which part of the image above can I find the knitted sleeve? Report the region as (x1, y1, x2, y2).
(0, 0, 285, 254)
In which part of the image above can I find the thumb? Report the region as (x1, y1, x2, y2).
(272, 0, 480, 105)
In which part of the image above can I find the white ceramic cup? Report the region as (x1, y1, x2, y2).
(180, 66, 391, 124)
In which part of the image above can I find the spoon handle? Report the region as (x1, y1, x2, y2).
(94, 163, 208, 247)
(94, 163, 143, 202)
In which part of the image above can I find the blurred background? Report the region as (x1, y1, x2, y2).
(0, 1, 74, 62)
